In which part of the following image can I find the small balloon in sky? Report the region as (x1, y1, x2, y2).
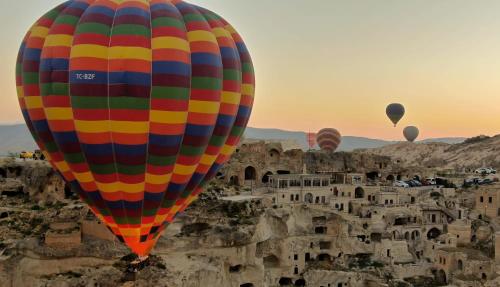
(403, 126, 420, 142)
(316, 128, 342, 152)
(386, 103, 405, 127)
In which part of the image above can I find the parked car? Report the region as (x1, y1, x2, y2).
(478, 178, 493, 185)
(475, 168, 496, 175)
(425, 178, 436, 185)
(33, 150, 45, 160)
(19, 151, 33, 159)
(394, 180, 409, 188)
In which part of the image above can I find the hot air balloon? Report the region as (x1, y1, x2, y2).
(386, 103, 405, 127)
(316, 128, 342, 152)
(16, 0, 254, 258)
(306, 132, 316, 150)
(403, 126, 419, 142)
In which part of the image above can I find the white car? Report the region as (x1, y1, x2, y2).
(394, 180, 409, 188)
(475, 168, 490, 174)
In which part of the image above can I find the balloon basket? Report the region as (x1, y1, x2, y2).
(126, 256, 150, 274)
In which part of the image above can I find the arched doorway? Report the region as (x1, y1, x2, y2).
(279, 278, 293, 286)
(457, 259, 463, 270)
(436, 270, 447, 284)
(386, 174, 395, 181)
(304, 193, 313, 204)
(355, 187, 365, 199)
(245, 166, 257, 180)
(262, 171, 273, 184)
(240, 284, 254, 287)
(427, 228, 441, 240)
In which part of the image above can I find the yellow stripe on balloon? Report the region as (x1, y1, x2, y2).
(153, 214, 168, 225)
(109, 47, 151, 61)
(173, 164, 197, 176)
(71, 44, 108, 59)
(221, 91, 241, 104)
(54, 161, 71, 173)
(44, 34, 73, 47)
(220, 145, 235, 156)
(74, 120, 109, 133)
(24, 97, 43, 109)
(44, 107, 73, 120)
(96, 182, 145, 194)
(73, 172, 94, 183)
(188, 101, 220, 114)
(145, 173, 172, 185)
(242, 84, 254, 96)
(119, 228, 141, 237)
(110, 121, 149, 134)
(16, 87, 24, 99)
(211, 27, 231, 38)
(29, 26, 49, 38)
(199, 154, 217, 166)
(150, 111, 188, 124)
(187, 31, 217, 43)
(151, 37, 189, 52)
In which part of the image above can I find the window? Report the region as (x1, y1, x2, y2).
(480, 196, 484, 203)
(304, 179, 312, 187)
(294, 254, 298, 260)
(489, 197, 493, 203)
(295, 194, 299, 201)
(313, 179, 321, 187)
(321, 196, 326, 203)
(290, 194, 294, 201)
(385, 200, 389, 204)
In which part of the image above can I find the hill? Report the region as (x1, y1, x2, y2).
(356, 135, 500, 169)
(244, 127, 465, 151)
(0, 124, 466, 155)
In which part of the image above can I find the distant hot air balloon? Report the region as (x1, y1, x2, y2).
(16, 0, 254, 257)
(316, 128, 342, 152)
(403, 126, 419, 142)
(386, 103, 405, 127)
(306, 132, 316, 150)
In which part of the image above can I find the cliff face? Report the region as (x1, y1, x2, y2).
(356, 135, 500, 170)
(0, 159, 66, 203)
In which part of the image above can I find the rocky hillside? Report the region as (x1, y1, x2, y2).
(356, 135, 500, 170)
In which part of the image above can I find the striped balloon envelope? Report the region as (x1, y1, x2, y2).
(16, 0, 254, 256)
(316, 128, 342, 152)
(306, 132, 316, 150)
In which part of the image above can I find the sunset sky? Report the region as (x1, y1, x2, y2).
(2, 0, 500, 140)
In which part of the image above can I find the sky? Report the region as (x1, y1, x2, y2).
(2, 0, 500, 140)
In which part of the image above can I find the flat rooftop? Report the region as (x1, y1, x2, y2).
(221, 195, 263, 202)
